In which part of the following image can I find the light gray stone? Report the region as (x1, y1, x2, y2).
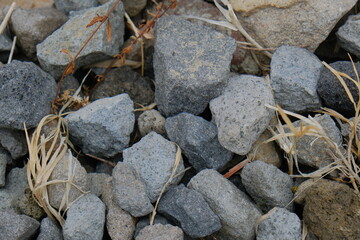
(210, 74, 274, 155)
(154, 15, 236, 116)
(241, 160, 294, 212)
(236, 0, 357, 51)
(158, 184, 221, 238)
(37, 217, 63, 240)
(37, 0, 124, 79)
(257, 207, 301, 240)
(0, 168, 27, 212)
(188, 169, 262, 240)
(63, 194, 105, 240)
(112, 162, 153, 217)
(123, 132, 185, 202)
(134, 215, 170, 238)
(48, 151, 89, 210)
(0, 128, 27, 160)
(0, 211, 40, 240)
(9, 7, 68, 60)
(0, 60, 57, 130)
(270, 45, 323, 112)
(54, 0, 98, 14)
(136, 224, 184, 240)
(0, 149, 9, 187)
(66, 94, 135, 158)
(87, 172, 110, 197)
(165, 113, 233, 171)
(138, 109, 166, 137)
(337, 14, 360, 58)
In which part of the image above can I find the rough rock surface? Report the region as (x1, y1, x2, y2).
(188, 169, 262, 240)
(154, 15, 236, 116)
(0, 33, 13, 53)
(9, 7, 68, 60)
(0, 128, 28, 160)
(91, 67, 154, 106)
(0, 152, 6, 187)
(37, 0, 124, 79)
(317, 61, 360, 117)
(257, 207, 301, 240)
(37, 217, 63, 240)
(210, 74, 274, 155)
(165, 113, 233, 171)
(138, 109, 166, 137)
(17, 188, 45, 220)
(66, 94, 135, 158)
(158, 184, 221, 238)
(136, 224, 184, 240)
(230, 0, 299, 13)
(337, 14, 360, 58)
(237, 0, 357, 51)
(123, 132, 184, 202)
(0, 60, 57, 130)
(0, 211, 40, 240)
(112, 162, 153, 217)
(123, 0, 147, 16)
(87, 172, 110, 197)
(301, 179, 360, 240)
(270, 45, 323, 112)
(54, 0, 98, 14)
(134, 215, 170, 238)
(241, 160, 293, 212)
(48, 151, 89, 210)
(63, 194, 106, 240)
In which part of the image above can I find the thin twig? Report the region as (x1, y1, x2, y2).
(7, 35, 16, 64)
(0, 2, 16, 35)
(85, 153, 116, 167)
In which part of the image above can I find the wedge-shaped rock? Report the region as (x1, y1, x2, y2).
(0, 211, 40, 240)
(337, 15, 360, 59)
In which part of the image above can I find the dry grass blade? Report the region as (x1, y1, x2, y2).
(134, 103, 157, 112)
(0, 2, 16, 35)
(7, 36, 16, 64)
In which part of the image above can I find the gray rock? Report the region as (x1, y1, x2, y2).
(165, 113, 233, 171)
(63, 194, 106, 240)
(210, 74, 274, 155)
(236, 0, 357, 51)
(87, 172, 110, 197)
(0, 34, 12, 52)
(17, 188, 45, 220)
(123, 0, 147, 16)
(0, 210, 40, 240)
(270, 46, 323, 112)
(241, 161, 293, 212)
(37, 217, 63, 240)
(0, 128, 27, 160)
(138, 109, 166, 137)
(0, 60, 57, 130)
(66, 93, 135, 158)
(123, 132, 185, 202)
(134, 215, 170, 238)
(188, 169, 262, 240)
(136, 224, 184, 240)
(154, 16, 236, 116)
(158, 184, 221, 238)
(0, 168, 28, 212)
(37, 0, 124, 79)
(54, 0, 98, 14)
(9, 7, 68, 60)
(48, 151, 89, 210)
(337, 14, 360, 58)
(317, 61, 360, 116)
(112, 162, 153, 217)
(91, 67, 154, 106)
(0, 149, 9, 187)
(257, 207, 301, 240)
(292, 114, 342, 169)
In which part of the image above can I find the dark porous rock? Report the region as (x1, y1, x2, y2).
(210, 74, 274, 155)
(270, 45, 323, 112)
(0, 128, 27, 160)
(292, 114, 342, 169)
(134, 215, 170, 238)
(17, 188, 45, 220)
(123, 132, 185, 203)
(337, 14, 360, 58)
(9, 7, 68, 60)
(301, 179, 360, 240)
(241, 160, 294, 212)
(91, 67, 154, 106)
(317, 61, 360, 116)
(123, 0, 147, 17)
(138, 109, 166, 137)
(257, 207, 301, 240)
(0, 210, 40, 240)
(54, 0, 98, 14)
(154, 15, 236, 117)
(0, 34, 12, 53)
(112, 162, 153, 217)
(158, 184, 221, 238)
(136, 224, 184, 240)
(0, 148, 11, 187)
(66, 94, 135, 158)
(0, 60, 57, 130)
(165, 113, 233, 171)
(37, 217, 63, 240)
(63, 194, 106, 240)
(188, 169, 262, 240)
(37, 0, 124, 79)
